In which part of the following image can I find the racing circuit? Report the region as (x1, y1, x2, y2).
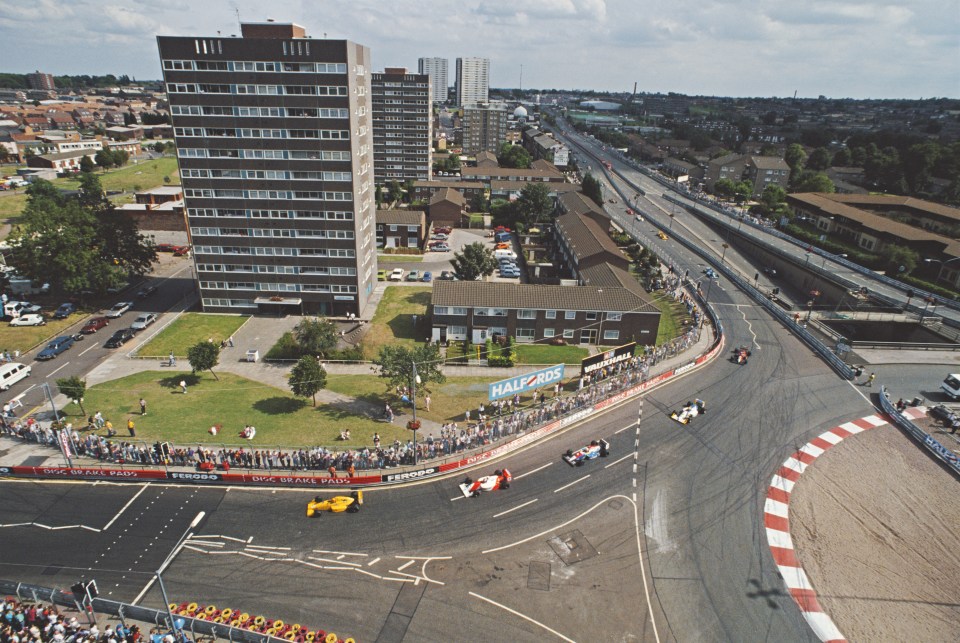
(2, 127, 958, 642)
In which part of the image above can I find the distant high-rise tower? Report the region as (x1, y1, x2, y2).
(158, 22, 377, 317)
(417, 57, 448, 103)
(462, 102, 508, 154)
(455, 57, 489, 107)
(27, 71, 55, 91)
(372, 67, 433, 184)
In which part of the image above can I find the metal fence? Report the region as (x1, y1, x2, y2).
(878, 387, 960, 476)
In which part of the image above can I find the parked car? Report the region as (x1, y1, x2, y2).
(136, 285, 158, 299)
(421, 271, 432, 282)
(438, 271, 456, 281)
(106, 301, 134, 318)
(377, 269, 387, 281)
(431, 244, 451, 252)
(154, 243, 176, 253)
(172, 245, 192, 256)
(105, 328, 135, 348)
(433, 226, 452, 234)
(130, 313, 158, 331)
(389, 268, 404, 281)
(19, 302, 42, 315)
(80, 317, 110, 334)
(406, 270, 420, 282)
(37, 335, 76, 360)
(9, 314, 46, 327)
(495, 243, 511, 250)
(53, 303, 76, 319)
(430, 233, 448, 241)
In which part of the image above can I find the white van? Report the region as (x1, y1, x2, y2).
(941, 373, 960, 400)
(0, 362, 31, 390)
(494, 249, 517, 260)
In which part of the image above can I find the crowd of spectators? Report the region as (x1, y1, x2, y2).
(0, 598, 143, 643)
(1, 281, 710, 476)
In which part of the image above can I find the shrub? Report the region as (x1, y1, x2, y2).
(264, 332, 302, 360)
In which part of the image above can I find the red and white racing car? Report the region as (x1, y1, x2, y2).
(459, 469, 512, 498)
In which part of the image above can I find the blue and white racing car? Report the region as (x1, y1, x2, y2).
(563, 439, 610, 466)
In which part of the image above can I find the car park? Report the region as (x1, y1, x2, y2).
(136, 285, 158, 299)
(106, 301, 134, 318)
(9, 314, 46, 327)
(80, 317, 110, 334)
(563, 439, 610, 466)
(306, 490, 363, 516)
(421, 271, 432, 282)
(53, 303, 76, 319)
(459, 469, 512, 498)
(406, 270, 420, 281)
(105, 328, 135, 348)
(377, 269, 387, 281)
(389, 268, 404, 281)
(130, 313, 158, 331)
(37, 335, 75, 360)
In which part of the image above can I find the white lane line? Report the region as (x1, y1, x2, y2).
(20, 384, 35, 396)
(450, 495, 466, 502)
(368, 557, 381, 566)
(603, 453, 634, 469)
(246, 544, 291, 550)
(397, 560, 415, 571)
(493, 498, 538, 519)
(102, 484, 148, 531)
(513, 462, 553, 480)
(615, 424, 634, 434)
(469, 592, 575, 643)
(79, 342, 100, 356)
(553, 475, 590, 493)
(45, 361, 70, 378)
(306, 556, 362, 567)
(311, 549, 367, 557)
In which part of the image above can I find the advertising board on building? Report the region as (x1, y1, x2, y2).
(581, 342, 636, 376)
(488, 364, 564, 401)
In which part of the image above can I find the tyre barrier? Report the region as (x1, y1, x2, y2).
(325, 633, 338, 643)
(168, 602, 353, 642)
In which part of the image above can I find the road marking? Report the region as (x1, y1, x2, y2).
(245, 544, 291, 550)
(368, 557, 380, 566)
(397, 560, 415, 571)
(553, 475, 590, 493)
(102, 484, 148, 531)
(45, 361, 70, 378)
(513, 462, 552, 479)
(493, 498, 538, 518)
(615, 423, 633, 434)
(449, 495, 466, 502)
(79, 342, 100, 356)
(736, 304, 761, 350)
(603, 453, 634, 469)
(469, 592, 575, 643)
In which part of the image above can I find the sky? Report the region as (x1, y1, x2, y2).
(0, 0, 957, 99)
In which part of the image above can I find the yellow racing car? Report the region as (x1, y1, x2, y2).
(306, 490, 363, 516)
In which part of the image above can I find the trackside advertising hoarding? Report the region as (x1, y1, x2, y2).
(488, 364, 564, 401)
(581, 342, 636, 376)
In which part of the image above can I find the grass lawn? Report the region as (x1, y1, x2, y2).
(378, 254, 424, 263)
(363, 286, 432, 359)
(325, 374, 559, 425)
(77, 371, 390, 448)
(651, 293, 690, 345)
(138, 313, 249, 357)
(512, 343, 589, 365)
(0, 193, 27, 228)
(0, 315, 84, 355)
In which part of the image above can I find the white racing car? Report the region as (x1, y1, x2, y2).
(459, 469, 512, 498)
(563, 439, 610, 466)
(670, 400, 705, 425)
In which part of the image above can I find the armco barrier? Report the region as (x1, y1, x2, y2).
(878, 386, 960, 476)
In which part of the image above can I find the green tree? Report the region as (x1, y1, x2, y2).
(387, 180, 403, 203)
(289, 356, 327, 407)
(497, 143, 532, 169)
(785, 143, 807, 183)
(733, 181, 753, 203)
(451, 241, 498, 281)
(761, 184, 787, 210)
(187, 341, 220, 381)
(807, 147, 832, 171)
(373, 343, 446, 394)
(792, 171, 836, 193)
(56, 376, 87, 415)
(78, 155, 95, 174)
(152, 141, 166, 154)
(879, 245, 918, 278)
(832, 148, 852, 167)
(94, 149, 115, 170)
(515, 182, 552, 226)
(294, 317, 338, 357)
(713, 178, 737, 198)
(469, 191, 487, 213)
(77, 172, 106, 209)
(581, 172, 603, 206)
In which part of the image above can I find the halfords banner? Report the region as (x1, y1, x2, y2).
(581, 342, 636, 376)
(488, 364, 565, 401)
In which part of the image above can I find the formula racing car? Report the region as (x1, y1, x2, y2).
(459, 469, 512, 498)
(306, 490, 363, 516)
(732, 346, 752, 365)
(563, 439, 610, 466)
(670, 400, 705, 425)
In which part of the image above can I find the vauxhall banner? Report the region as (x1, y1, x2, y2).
(488, 364, 565, 401)
(581, 342, 636, 376)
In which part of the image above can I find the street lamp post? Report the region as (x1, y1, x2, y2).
(720, 243, 729, 265)
(669, 213, 675, 230)
(157, 511, 205, 643)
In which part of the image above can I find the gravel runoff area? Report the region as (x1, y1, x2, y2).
(788, 421, 960, 642)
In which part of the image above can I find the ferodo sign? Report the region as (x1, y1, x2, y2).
(381, 467, 438, 482)
(489, 364, 564, 401)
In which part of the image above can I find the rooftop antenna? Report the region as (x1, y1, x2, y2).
(231, 3, 241, 29)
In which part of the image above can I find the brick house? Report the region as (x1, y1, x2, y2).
(427, 188, 467, 227)
(376, 209, 427, 249)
